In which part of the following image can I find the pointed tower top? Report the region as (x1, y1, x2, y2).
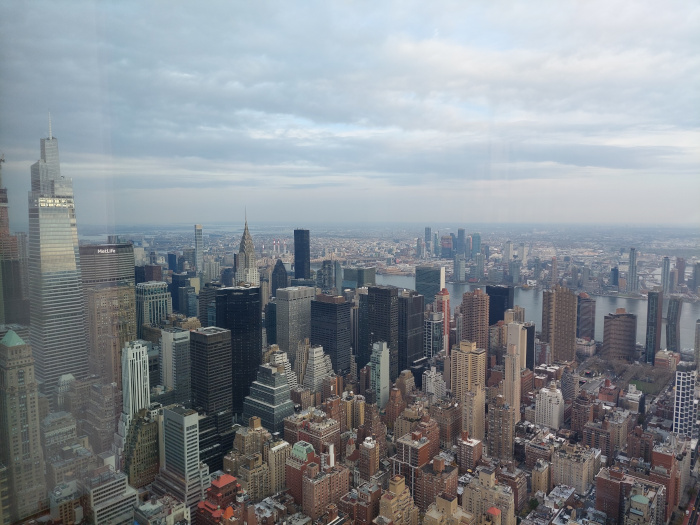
(48, 111, 52, 139)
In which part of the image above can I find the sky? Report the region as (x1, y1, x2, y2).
(1, 1, 699, 229)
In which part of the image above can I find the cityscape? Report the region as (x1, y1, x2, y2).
(1, 2, 700, 525)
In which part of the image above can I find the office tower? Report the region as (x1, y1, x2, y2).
(541, 285, 577, 363)
(661, 257, 671, 294)
(508, 260, 521, 284)
(271, 259, 288, 298)
(453, 255, 466, 283)
(518, 242, 527, 264)
(265, 301, 277, 345)
(265, 439, 291, 494)
(300, 344, 333, 393)
(645, 290, 664, 364)
(535, 382, 565, 430)
(0, 331, 46, 522)
(190, 327, 232, 414)
(84, 382, 120, 454)
(236, 220, 259, 285)
(434, 288, 450, 353)
(80, 467, 138, 525)
(524, 322, 536, 370)
(485, 285, 514, 326)
(602, 309, 637, 361)
(415, 266, 445, 305)
(424, 312, 444, 359)
(198, 280, 223, 327)
(549, 256, 558, 287)
(167, 252, 178, 272)
(677, 257, 686, 284)
(628, 247, 638, 292)
(276, 286, 314, 363)
(461, 289, 489, 351)
(504, 343, 521, 424)
(450, 340, 486, 400)
(368, 285, 400, 381)
(398, 289, 424, 373)
(425, 227, 432, 256)
(294, 229, 311, 279)
(79, 243, 135, 286)
(610, 267, 619, 287)
(243, 363, 295, 434)
(28, 128, 88, 402)
(487, 395, 514, 461)
(152, 406, 210, 509)
(121, 340, 151, 418)
(672, 367, 697, 438)
(503, 241, 513, 263)
(666, 297, 683, 353)
(194, 224, 203, 273)
(122, 408, 159, 488)
(135, 281, 172, 338)
(506, 322, 527, 371)
(159, 328, 191, 403)
(455, 228, 466, 256)
(369, 342, 390, 408)
(310, 294, 351, 375)
(269, 349, 297, 389)
(216, 286, 263, 415)
(696, 320, 700, 367)
(576, 293, 596, 340)
(470, 233, 481, 258)
(474, 253, 485, 281)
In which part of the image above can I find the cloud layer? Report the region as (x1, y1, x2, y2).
(1, 1, 698, 228)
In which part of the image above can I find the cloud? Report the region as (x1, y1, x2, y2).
(1, 0, 698, 227)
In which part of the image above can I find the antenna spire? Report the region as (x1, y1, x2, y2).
(48, 111, 52, 139)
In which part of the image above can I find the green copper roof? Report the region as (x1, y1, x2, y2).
(0, 330, 25, 347)
(631, 494, 649, 505)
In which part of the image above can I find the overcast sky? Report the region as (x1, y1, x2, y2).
(1, 1, 698, 229)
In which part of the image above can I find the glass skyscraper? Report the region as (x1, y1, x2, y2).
(28, 128, 88, 403)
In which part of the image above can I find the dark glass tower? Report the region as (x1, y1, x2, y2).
(215, 286, 262, 416)
(415, 266, 444, 305)
(271, 258, 288, 298)
(645, 290, 663, 364)
(310, 294, 352, 375)
(357, 291, 370, 371)
(294, 229, 310, 279)
(485, 285, 514, 326)
(576, 294, 596, 340)
(398, 290, 424, 373)
(190, 326, 232, 414)
(666, 296, 683, 353)
(368, 285, 399, 381)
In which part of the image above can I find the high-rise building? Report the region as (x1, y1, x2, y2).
(628, 248, 638, 293)
(28, 128, 88, 402)
(504, 342, 521, 424)
(453, 255, 466, 283)
(276, 286, 315, 364)
(79, 243, 135, 287)
(434, 288, 450, 353)
(602, 309, 637, 361)
(471, 233, 481, 259)
(461, 467, 515, 525)
(198, 280, 223, 327)
(461, 289, 489, 351)
(415, 266, 445, 305)
(135, 281, 172, 338)
(369, 342, 390, 408)
(541, 285, 577, 363)
(265, 438, 291, 494)
(398, 289, 424, 373)
(645, 290, 663, 364)
(368, 285, 400, 381)
(487, 395, 514, 461)
(673, 367, 697, 438)
(0, 331, 47, 522)
(666, 297, 683, 354)
(294, 229, 310, 279)
(576, 293, 596, 340)
(695, 320, 700, 368)
(310, 294, 351, 375)
(271, 259, 288, 298)
(216, 286, 262, 416)
(151, 406, 210, 509)
(190, 327, 233, 414)
(121, 340, 151, 419)
(450, 340, 486, 401)
(535, 382, 565, 430)
(425, 227, 432, 256)
(243, 364, 295, 434)
(661, 257, 671, 295)
(236, 220, 259, 285)
(160, 327, 191, 403)
(485, 285, 514, 326)
(300, 344, 333, 394)
(424, 312, 444, 359)
(550, 256, 558, 287)
(194, 224, 203, 274)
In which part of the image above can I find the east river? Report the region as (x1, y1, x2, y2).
(375, 274, 700, 350)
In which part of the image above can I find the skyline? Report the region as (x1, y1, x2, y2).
(1, 1, 699, 228)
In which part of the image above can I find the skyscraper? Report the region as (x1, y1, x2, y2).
(28, 127, 87, 402)
(487, 396, 514, 461)
(160, 328, 191, 404)
(602, 309, 637, 361)
(550, 257, 558, 287)
(425, 227, 432, 256)
(461, 289, 489, 351)
(271, 259, 288, 298)
(236, 220, 259, 285)
(415, 266, 445, 305)
(216, 286, 262, 415)
(645, 290, 663, 364)
(541, 285, 577, 363)
(243, 363, 295, 434)
(135, 281, 173, 338)
(294, 229, 310, 279)
(471, 233, 481, 259)
(504, 343, 521, 424)
(424, 312, 444, 359)
(672, 367, 697, 438)
(661, 257, 671, 295)
(310, 294, 352, 375)
(485, 285, 514, 326)
(367, 285, 399, 381)
(276, 286, 315, 364)
(369, 342, 390, 408)
(434, 288, 451, 354)
(450, 340, 486, 401)
(121, 340, 151, 419)
(398, 289, 424, 373)
(628, 248, 638, 293)
(194, 224, 203, 274)
(0, 331, 46, 522)
(576, 293, 596, 340)
(666, 297, 683, 354)
(190, 327, 232, 414)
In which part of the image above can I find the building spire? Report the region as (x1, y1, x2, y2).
(48, 111, 52, 140)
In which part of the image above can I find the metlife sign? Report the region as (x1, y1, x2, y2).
(97, 248, 117, 254)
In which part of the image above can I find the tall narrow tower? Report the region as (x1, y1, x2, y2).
(541, 285, 577, 363)
(628, 248, 638, 292)
(28, 124, 87, 403)
(645, 290, 663, 364)
(236, 220, 259, 285)
(194, 224, 203, 274)
(461, 289, 489, 351)
(294, 229, 310, 279)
